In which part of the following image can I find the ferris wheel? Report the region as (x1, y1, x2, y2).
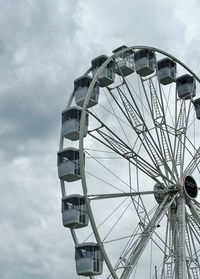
(57, 45, 200, 279)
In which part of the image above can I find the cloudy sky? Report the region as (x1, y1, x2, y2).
(1, 0, 200, 278)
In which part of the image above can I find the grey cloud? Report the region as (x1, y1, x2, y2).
(0, 0, 84, 163)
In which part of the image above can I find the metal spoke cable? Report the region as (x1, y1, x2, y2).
(102, 200, 133, 241)
(83, 197, 129, 243)
(107, 231, 142, 278)
(122, 204, 164, 258)
(130, 159, 152, 225)
(103, 232, 143, 244)
(127, 75, 152, 119)
(131, 133, 143, 152)
(104, 206, 165, 271)
(141, 207, 171, 255)
(184, 134, 199, 153)
(86, 171, 155, 218)
(186, 111, 195, 130)
(110, 206, 164, 270)
(114, 225, 141, 258)
(103, 87, 132, 147)
(162, 83, 175, 127)
(84, 148, 116, 154)
(85, 150, 133, 190)
(85, 170, 126, 193)
(91, 98, 133, 129)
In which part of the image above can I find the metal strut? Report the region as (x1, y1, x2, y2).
(149, 78, 163, 120)
(160, 128, 172, 162)
(176, 196, 186, 279)
(175, 100, 185, 166)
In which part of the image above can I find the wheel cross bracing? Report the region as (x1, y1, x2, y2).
(58, 45, 200, 279)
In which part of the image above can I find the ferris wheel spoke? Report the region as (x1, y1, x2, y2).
(174, 99, 193, 178)
(83, 197, 130, 243)
(87, 190, 167, 201)
(180, 101, 193, 177)
(140, 75, 180, 183)
(155, 79, 181, 182)
(119, 194, 177, 279)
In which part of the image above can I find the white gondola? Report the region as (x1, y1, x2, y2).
(176, 74, 196, 99)
(135, 49, 156, 77)
(75, 243, 104, 276)
(57, 147, 83, 182)
(62, 195, 89, 229)
(74, 75, 99, 108)
(91, 55, 115, 87)
(193, 98, 200, 120)
(113, 45, 134, 76)
(62, 106, 88, 141)
(157, 58, 176, 85)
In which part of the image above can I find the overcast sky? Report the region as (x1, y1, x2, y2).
(1, 0, 200, 278)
